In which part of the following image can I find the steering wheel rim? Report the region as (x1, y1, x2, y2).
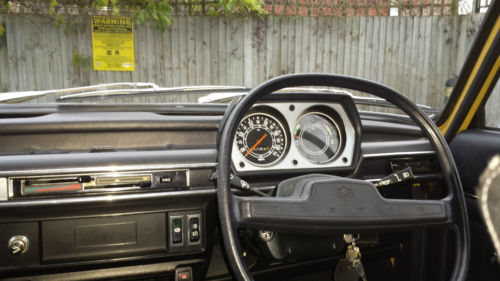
(216, 73, 469, 281)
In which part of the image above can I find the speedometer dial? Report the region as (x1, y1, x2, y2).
(235, 113, 287, 166)
(293, 112, 342, 164)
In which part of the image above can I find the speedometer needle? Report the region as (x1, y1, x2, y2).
(246, 134, 268, 156)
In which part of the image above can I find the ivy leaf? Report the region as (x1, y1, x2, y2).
(49, 0, 58, 16)
(71, 50, 82, 67)
(112, 5, 120, 15)
(135, 9, 146, 25)
(159, 13, 172, 27)
(55, 14, 65, 28)
(152, 10, 159, 21)
(225, 1, 234, 13)
(0, 24, 4, 37)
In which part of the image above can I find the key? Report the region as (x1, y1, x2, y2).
(334, 258, 361, 281)
(352, 259, 367, 281)
(344, 234, 368, 281)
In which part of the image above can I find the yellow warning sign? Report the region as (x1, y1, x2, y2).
(91, 16, 135, 71)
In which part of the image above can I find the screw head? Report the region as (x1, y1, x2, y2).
(258, 230, 275, 242)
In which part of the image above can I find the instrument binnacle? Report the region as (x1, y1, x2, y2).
(231, 95, 359, 175)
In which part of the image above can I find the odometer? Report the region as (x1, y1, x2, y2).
(235, 113, 287, 166)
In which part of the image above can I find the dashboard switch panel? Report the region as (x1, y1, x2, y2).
(169, 211, 203, 250)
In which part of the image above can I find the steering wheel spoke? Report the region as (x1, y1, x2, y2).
(233, 177, 453, 233)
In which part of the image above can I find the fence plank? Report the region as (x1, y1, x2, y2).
(294, 17, 303, 73)
(209, 17, 219, 85)
(0, 16, 9, 92)
(171, 17, 181, 87)
(179, 16, 189, 86)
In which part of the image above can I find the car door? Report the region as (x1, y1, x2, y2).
(436, 1, 500, 279)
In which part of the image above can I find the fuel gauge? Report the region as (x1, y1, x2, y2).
(293, 112, 342, 164)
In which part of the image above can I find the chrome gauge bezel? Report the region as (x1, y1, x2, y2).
(294, 112, 344, 164)
(231, 102, 356, 173)
(235, 112, 289, 167)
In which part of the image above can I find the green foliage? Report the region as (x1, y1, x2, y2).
(55, 14, 65, 28)
(450, 0, 459, 15)
(0, 1, 268, 30)
(218, 0, 267, 17)
(96, 0, 107, 9)
(0, 0, 268, 37)
(0, 23, 4, 37)
(132, 0, 172, 32)
(48, 0, 58, 15)
(71, 50, 92, 71)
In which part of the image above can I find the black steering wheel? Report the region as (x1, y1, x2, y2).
(216, 74, 470, 281)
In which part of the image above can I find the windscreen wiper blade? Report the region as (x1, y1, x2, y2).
(0, 91, 54, 104)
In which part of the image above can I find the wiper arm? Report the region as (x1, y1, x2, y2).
(58, 85, 248, 101)
(0, 83, 248, 103)
(0, 82, 160, 104)
(197, 87, 437, 113)
(350, 95, 439, 114)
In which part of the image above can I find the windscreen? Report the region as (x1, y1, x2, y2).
(0, 0, 496, 112)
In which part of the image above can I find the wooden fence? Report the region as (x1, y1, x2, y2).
(0, 13, 494, 112)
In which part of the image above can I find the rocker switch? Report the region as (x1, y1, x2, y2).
(172, 218, 183, 244)
(189, 217, 200, 242)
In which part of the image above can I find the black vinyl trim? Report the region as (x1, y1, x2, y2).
(0, 103, 228, 117)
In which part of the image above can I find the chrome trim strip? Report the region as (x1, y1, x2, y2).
(0, 163, 216, 177)
(363, 151, 435, 159)
(0, 178, 7, 201)
(0, 188, 216, 208)
(465, 193, 478, 200)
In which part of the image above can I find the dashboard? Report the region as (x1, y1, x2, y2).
(0, 93, 444, 281)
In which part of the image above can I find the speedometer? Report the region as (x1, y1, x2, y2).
(235, 113, 288, 166)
